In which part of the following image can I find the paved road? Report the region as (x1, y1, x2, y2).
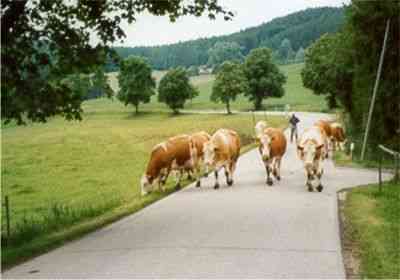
(4, 113, 390, 278)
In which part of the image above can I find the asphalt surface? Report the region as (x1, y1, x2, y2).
(3, 112, 391, 279)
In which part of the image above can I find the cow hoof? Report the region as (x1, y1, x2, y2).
(196, 181, 201, 188)
(227, 179, 233, 186)
(214, 184, 220, 189)
(307, 183, 313, 192)
(267, 178, 273, 186)
(276, 175, 281, 181)
(174, 184, 181, 190)
(317, 185, 323, 192)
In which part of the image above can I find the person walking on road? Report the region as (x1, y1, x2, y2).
(289, 113, 300, 143)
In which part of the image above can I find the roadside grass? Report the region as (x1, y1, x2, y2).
(343, 181, 400, 278)
(1, 106, 285, 268)
(107, 63, 329, 113)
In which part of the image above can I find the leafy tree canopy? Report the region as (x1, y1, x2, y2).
(211, 61, 248, 114)
(301, 0, 399, 148)
(158, 67, 197, 114)
(243, 48, 287, 110)
(207, 41, 244, 67)
(1, 0, 232, 124)
(117, 56, 156, 114)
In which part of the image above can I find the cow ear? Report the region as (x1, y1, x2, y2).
(316, 144, 324, 150)
(297, 145, 304, 151)
(213, 146, 219, 152)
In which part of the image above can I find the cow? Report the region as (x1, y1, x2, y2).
(330, 122, 347, 151)
(203, 129, 241, 189)
(190, 131, 211, 187)
(315, 120, 332, 158)
(297, 126, 326, 192)
(140, 134, 195, 196)
(255, 120, 268, 139)
(257, 127, 287, 186)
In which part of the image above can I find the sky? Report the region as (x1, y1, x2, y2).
(113, 0, 350, 47)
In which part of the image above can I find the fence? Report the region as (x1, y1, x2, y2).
(378, 144, 400, 191)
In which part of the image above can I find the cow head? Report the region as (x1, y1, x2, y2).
(140, 174, 153, 196)
(203, 141, 217, 171)
(259, 134, 273, 161)
(297, 141, 324, 171)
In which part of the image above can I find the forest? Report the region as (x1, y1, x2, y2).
(107, 7, 344, 70)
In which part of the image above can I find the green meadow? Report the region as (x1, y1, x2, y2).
(107, 63, 329, 113)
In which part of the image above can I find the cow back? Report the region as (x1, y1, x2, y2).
(315, 120, 332, 138)
(212, 129, 241, 163)
(264, 128, 287, 158)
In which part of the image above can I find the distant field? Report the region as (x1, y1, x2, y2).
(1, 105, 286, 266)
(107, 63, 329, 112)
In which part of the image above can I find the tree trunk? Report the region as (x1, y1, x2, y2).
(226, 100, 231, 114)
(135, 104, 139, 114)
(254, 97, 263, 111)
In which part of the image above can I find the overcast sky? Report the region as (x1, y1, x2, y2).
(113, 0, 350, 47)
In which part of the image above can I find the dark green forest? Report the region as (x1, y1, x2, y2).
(108, 7, 344, 71)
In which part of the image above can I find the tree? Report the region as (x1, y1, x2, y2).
(207, 41, 243, 67)
(158, 67, 197, 114)
(63, 74, 92, 102)
(117, 56, 156, 114)
(211, 61, 248, 114)
(87, 67, 114, 100)
(301, 33, 351, 109)
(295, 47, 305, 63)
(301, 1, 399, 148)
(2, 0, 233, 124)
(243, 48, 287, 110)
(279, 38, 294, 63)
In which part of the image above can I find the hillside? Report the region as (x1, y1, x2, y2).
(109, 7, 344, 70)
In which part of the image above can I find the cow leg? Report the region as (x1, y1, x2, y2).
(306, 172, 314, 192)
(187, 171, 192, 180)
(174, 170, 183, 190)
(225, 163, 234, 186)
(265, 162, 273, 186)
(316, 166, 324, 192)
(195, 165, 201, 187)
(214, 169, 220, 189)
(276, 158, 282, 181)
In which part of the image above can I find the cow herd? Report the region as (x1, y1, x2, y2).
(140, 119, 346, 196)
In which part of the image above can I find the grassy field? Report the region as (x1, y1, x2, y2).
(1, 102, 286, 267)
(107, 63, 329, 113)
(343, 181, 400, 278)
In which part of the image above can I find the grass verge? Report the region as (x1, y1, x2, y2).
(340, 181, 400, 279)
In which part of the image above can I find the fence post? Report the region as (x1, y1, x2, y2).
(379, 152, 382, 192)
(4, 196, 10, 239)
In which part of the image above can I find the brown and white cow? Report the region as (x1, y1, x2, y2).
(330, 122, 347, 151)
(140, 134, 195, 196)
(315, 120, 331, 158)
(257, 127, 287, 186)
(203, 129, 241, 189)
(190, 131, 211, 187)
(297, 126, 326, 192)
